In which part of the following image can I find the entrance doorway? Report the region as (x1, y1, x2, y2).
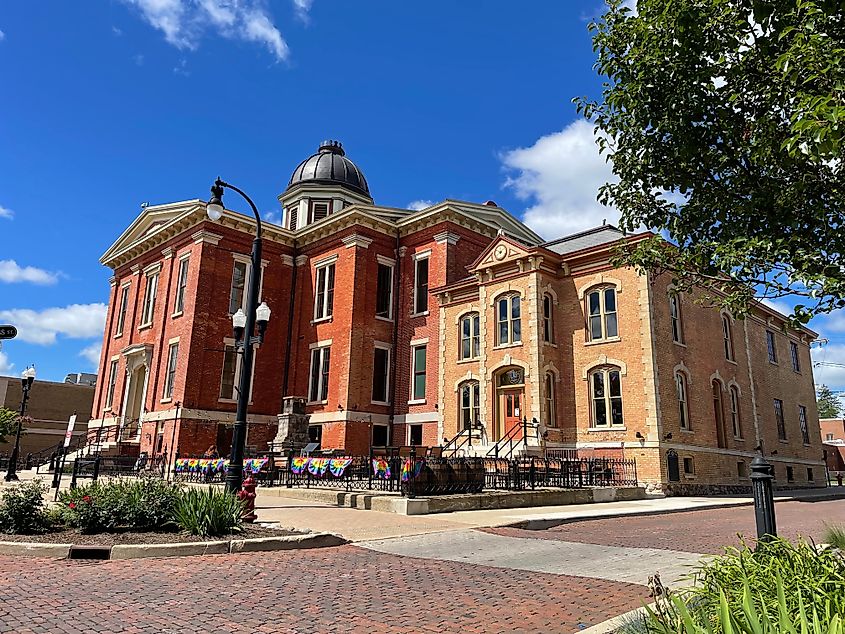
(494, 367, 525, 440)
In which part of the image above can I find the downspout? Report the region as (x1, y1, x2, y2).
(389, 230, 402, 445)
(281, 239, 298, 401)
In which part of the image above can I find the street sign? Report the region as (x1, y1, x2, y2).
(0, 325, 17, 340)
(63, 414, 77, 448)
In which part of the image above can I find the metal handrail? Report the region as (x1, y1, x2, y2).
(487, 417, 539, 459)
(441, 425, 483, 458)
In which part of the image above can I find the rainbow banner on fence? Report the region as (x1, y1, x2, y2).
(372, 458, 391, 480)
(328, 458, 353, 477)
(400, 458, 424, 482)
(174, 457, 269, 475)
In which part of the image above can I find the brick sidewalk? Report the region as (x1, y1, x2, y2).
(483, 498, 845, 555)
(0, 545, 648, 633)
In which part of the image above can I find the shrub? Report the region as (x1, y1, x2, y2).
(0, 479, 51, 534)
(638, 538, 845, 633)
(58, 477, 181, 534)
(825, 525, 845, 550)
(173, 487, 244, 537)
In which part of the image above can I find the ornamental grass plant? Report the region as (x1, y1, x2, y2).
(824, 525, 845, 550)
(173, 486, 245, 537)
(624, 538, 845, 633)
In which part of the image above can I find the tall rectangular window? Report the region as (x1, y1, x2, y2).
(460, 313, 480, 360)
(105, 359, 118, 409)
(115, 284, 130, 336)
(774, 398, 786, 440)
(411, 345, 427, 401)
(543, 294, 555, 343)
(287, 205, 298, 231)
(219, 344, 238, 400)
(413, 256, 429, 314)
(141, 271, 159, 326)
(309, 346, 331, 403)
(173, 257, 190, 315)
(309, 200, 331, 223)
(722, 315, 734, 361)
(790, 341, 801, 372)
(799, 405, 810, 444)
(163, 342, 179, 400)
(375, 262, 393, 319)
(229, 261, 248, 315)
(587, 287, 618, 341)
(669, 293, 683, 343)
(371, 346, 391, 404)
(314, 262, 335, 320)
(766, 330, 778, 364)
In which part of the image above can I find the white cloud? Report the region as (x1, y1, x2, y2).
(0, 303, 107, 345)
(760, 297, 793, 317)
(292, 0, 313, 22)
(0, 351, 13, 375)
(263, 209, 282, 225)
(79, 342, 103, 368)
(812, 343, 845, 390)
(0, 261, 58, 285)
(112, 26, 124, 36)
(0, 29, 5, 42)
(0, 205, 13, 219)
(621, 0, 638, 15)
(407, 200, 434, 211)
(124, 0, 289, 62)
(811, 308, 845, 335)
(133, 53, 145, 66)
(173, 58, 190, 75)
(501, 119, 618, 239)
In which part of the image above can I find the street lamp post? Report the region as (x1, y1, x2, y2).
(207, 178, 272, 493)
(5, 366, 36, 482)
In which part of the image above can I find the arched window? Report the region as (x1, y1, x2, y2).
(722, 315, 734, 361)
(543, 294, 555, 343)
(669, 293, 683, 343)
(712, 380, 727, 448)
(459, 313, 480, 360)
(590, 367, 623, 427)
(729, 385, 742, 438)
(544, 372, 556, 428)
(496, 294, 521, 345)
(459, 381, 480, 430)
(676, 372, 690, 430)
(587, 287, 618, 341)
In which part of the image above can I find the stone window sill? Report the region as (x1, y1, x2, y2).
(311, 316, 333, 325)
(587, 426, 626, 432)
(138, 323, 153, 332)
(679, 428, 694, 434)
(375, 315, 394, 323)
(543, 341, 558, 348)
(172, 311, 184, 319)
(493, 342, 522, 351)
(726, 359, 738, 366)
(160, 398, 172, 405)
(307, 400, 329, 406)
(408, 399, 426, 406)
(684, 474, 696, 480)
(411, 311, 430, 318)
(457, 358, 479, 365)
(585, 337, 621, 347)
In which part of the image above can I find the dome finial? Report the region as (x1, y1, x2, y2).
(318, 140, 345, 156)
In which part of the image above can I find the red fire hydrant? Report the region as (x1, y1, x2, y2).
(238, 475, 257, 523)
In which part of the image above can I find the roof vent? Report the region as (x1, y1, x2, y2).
(318, 140, 345, 156)
(483, 200, 498, 207)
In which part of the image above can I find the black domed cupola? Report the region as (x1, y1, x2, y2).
(286, 140, 370, 197)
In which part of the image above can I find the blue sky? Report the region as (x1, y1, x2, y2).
(1, 0, 844, 390)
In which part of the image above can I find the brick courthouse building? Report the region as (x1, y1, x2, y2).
(88, 140, 825, 493)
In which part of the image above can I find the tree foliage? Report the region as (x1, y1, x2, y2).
(0, 408, 19, 444)
(577, 0, 845, 322)
(817, 384, 842, 418)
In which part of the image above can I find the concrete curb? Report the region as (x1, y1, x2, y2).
(579, 604, 652, 634)
(0, 531, 348, 559)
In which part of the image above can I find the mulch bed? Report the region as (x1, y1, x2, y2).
(0, 524, 301, 546)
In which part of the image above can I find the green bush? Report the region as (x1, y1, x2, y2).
(635, 538, 845, 633)
(0, 479, 51, 534)
(173, 487, 244, 537)
(58, 477, 181, 534)
(825, 525, 845, 550)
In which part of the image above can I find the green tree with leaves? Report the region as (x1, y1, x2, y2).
(817, 384, 842, 418)
(0, 408, 19, 444)
(577, 0, 845, 323)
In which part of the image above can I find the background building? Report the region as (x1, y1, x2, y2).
(0, 376, 92, 458)
(87, 140, 826, 493)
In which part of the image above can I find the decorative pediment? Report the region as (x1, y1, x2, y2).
(471, 235, 531, 271)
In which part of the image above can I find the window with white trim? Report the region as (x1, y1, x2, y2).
(375, 262, 394, 319)
(314, 261, 335, 320)
(105, 359, 118, 410)
(371, 345, 391, 404)
(669, 293, 683, 343)
(163, 342, 178, 400)
(543, 294, 555, 343)
(676, 372, 690, 430)
(219, 343, 255, 401)
(459, 381, 480, 429)
(729, 385, 742, 438)
(799, 405, 810, 444)
(413, 256, 429, 314)
(287, 205, 299, 231)
(587, 287, 618, 341)
(459, 313, 480, 360)
(115, 284, 130, 337)
(308, 346, 331, 403)
(411, 345, 427, 401)
(229, 261, 248, 315)
(496, 294, 521, 345)
(722, 315, 734, 361)
(590, 367, 623, 427)
(309, 199, 331, 223)
(790, 341, 801, 372)
(173, 257, 190, 315)
(140, 270, 159, 326)
(544, 372, 556, 428)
